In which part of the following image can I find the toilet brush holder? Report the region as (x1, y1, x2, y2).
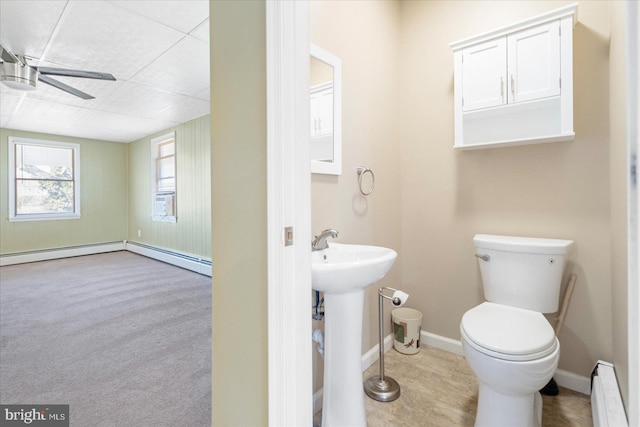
(364, 286, 409, 402)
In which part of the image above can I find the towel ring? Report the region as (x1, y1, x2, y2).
(356, 167, 375, 196)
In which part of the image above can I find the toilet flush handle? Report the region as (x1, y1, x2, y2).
(475, 253, 490, 261)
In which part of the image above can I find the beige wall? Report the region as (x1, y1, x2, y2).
(0, 128, 128, 254)
(310, 0, 402, 390)
(311, 0, 624, 386)
(398, 0, 615, 379)
(609, 0, 629, 410)
(127, 115, 211, 259)
(211, 1, 268, 425)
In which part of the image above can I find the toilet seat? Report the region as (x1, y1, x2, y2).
(461, 302, 557, 362)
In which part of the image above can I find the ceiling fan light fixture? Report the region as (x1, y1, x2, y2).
(0, 43, 115, 99)
(0, 62, 37, 91)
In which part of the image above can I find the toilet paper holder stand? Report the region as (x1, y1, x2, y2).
(364, 286, 409, 402)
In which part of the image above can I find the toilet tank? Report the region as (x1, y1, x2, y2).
(473, 234, 573, 313)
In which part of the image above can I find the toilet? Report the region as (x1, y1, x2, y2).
(460, 234, 573, 427)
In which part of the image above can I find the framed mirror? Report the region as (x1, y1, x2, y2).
(310, 44, 342, 175)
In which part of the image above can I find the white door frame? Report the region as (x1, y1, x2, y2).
(266, 1, 312, 425)
(626, 1, 639, 425)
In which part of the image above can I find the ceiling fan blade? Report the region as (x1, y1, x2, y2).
(0, 42, 20, 63)
(38, 67, 116, 81)
(39, 74, 95, 99)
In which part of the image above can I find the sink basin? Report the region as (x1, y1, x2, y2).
(311, 243, 397, 294)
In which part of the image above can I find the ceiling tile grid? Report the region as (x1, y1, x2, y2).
(0, 1, 67, 58)
(0, 0, 210, 143)
(110, 0, 209, 34)
(130, 35, 210, 97)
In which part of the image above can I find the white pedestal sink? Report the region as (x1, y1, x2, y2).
(312, 243, 397, 427)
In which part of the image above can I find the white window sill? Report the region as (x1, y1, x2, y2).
(9, 213, 81, 222)
(152, 216, 177, 223)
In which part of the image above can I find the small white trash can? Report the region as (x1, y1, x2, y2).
(392, 307, 422, 355)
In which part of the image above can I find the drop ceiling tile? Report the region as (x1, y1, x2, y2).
(91, 81, 188, 119)
(0, 1, 67, 59)
(130, 35, 209, 97)
(63, 126, 147, 143)
(22, 75, 123, 108)
(5, 97, 79, 135)
(44, 0, 186, 81)
(151, 96, 210, 124)
(109, 0, 209, 34)
(192, 87, 210, 101)
(0, 115, 11, 128)
(14, 97, 80, 124)
(0, 89, 25, 118)
(1, 0, 209, 143)
(71, 108, 178, 142)
(189, 19, 209, 42)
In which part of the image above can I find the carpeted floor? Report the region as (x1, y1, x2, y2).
(0, 251, 211, 427)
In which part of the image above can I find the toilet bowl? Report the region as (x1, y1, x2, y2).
(462, 234, 573, 427)
(461, 302, 559, 427)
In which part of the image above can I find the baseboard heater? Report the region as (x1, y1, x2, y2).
(591, 360, 628, 427)
(0, 241, 125, 267)
(125, 241, 212, 277)
(0, 241, 212, 277)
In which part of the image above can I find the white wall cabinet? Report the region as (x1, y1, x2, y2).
(451, 3, 577, 149)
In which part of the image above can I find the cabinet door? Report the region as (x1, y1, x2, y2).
(507, 20, 560, 104)
(462, 37, 507, 112)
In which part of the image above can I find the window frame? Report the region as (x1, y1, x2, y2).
(8, 137, 81, 222)
(150, 132, 177, 223)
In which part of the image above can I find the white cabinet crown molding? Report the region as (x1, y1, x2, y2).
(449, 2, 578, 51)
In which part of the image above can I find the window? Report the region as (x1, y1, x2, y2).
(151, 132, 177, 222)
(8, 137, 80, 221)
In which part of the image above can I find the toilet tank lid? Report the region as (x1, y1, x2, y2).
(474, 234, 573, 255)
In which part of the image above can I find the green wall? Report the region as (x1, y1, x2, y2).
(1, 115, 210, 259)
(0, 128, 128, 254)
(127, 115, 211, 259)
(211, 1, 268, 424)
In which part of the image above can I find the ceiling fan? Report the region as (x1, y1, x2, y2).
(0, 43, 116, 100)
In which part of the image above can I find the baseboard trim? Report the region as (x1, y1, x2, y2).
(421, 330, 465, 356)
(0, 241, 212, 277)
(125, 241, 212, 277)
(420, 330, 592, 395)
(361, 333, 394, 372)
(556, 367, 592, 395)
(0, 241, 125, 266)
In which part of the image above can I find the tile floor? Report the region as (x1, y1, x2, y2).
(316, 345, 592, 426)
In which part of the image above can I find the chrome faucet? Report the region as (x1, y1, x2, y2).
(312, 229, 338, 251)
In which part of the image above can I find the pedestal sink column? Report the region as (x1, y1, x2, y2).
(322, 289, 366, 427)
(311, 243, 397, 426)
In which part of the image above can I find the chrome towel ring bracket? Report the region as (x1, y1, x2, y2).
(356, 166, 375, 196)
